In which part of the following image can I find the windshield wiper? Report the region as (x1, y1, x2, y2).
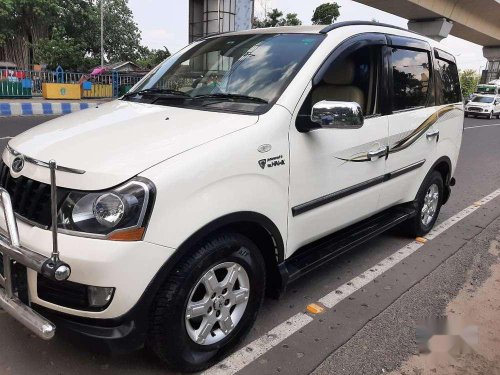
(122, 88, 191, 99)
(194, 93, 268, 105)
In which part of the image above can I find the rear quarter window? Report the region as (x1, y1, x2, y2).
(434, 56, 461, 105)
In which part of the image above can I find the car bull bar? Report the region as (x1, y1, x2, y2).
(0, 160, 71, 340)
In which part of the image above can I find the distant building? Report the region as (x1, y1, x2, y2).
(188, 0, 254, 42)
(99, 61, 144, 73)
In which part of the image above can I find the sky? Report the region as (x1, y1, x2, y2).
(128, 0, 487, 71)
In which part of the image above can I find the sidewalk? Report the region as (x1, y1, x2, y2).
(0, 97, 113, 117)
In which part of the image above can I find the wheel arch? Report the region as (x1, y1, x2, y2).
(424, 156, 453, 204)
(150, 212, 285, 302)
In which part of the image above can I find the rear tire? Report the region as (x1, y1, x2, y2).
(403, 171, 444, 237)
(147, 233, 266, 372)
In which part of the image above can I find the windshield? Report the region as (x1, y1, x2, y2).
(471, 96, 495, 103)
(123, 33, 323, 114)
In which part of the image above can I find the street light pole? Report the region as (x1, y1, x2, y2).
(100, 0, 104, 67)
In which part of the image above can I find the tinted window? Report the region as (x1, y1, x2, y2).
(391, 48, 430, 111)
(435, 58, 461, 104)
(471, 96, 495, 103)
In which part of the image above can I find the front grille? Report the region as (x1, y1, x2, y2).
(468, 107, 483, 112)
(0, 161, 68, 227)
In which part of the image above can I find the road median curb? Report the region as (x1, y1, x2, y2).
(0, 102, 100, 117)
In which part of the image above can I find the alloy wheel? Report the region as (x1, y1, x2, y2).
(421, 183, 439, 226)
(185, 261, 250, 346)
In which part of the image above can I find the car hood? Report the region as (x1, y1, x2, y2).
(467, 101, 494, 107)
(6, 100, 259, 190)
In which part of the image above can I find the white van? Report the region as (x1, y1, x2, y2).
(0, 22, 463, 372)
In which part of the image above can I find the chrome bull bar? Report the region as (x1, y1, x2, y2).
(0, 160, 71, 340)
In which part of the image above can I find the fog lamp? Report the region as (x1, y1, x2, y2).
(88, 286, 115, 308)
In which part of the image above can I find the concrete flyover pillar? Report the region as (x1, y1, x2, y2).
(407, 18, 453, 42)
(483, 47, 500, 83)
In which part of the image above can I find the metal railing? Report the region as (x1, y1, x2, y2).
(0, 68, 145, 98)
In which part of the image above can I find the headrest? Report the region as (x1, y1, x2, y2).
(323, 59, 356, 85)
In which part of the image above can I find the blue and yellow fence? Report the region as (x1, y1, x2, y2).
(0, 69, 144, 99)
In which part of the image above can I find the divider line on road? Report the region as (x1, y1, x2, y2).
(202, 188, 500, 375)
(464, 123, 500, 130)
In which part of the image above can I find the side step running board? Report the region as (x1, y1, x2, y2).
(281, 205, 417, 285)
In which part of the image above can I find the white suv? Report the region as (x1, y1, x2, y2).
(465, 94, 500, 119)
(0, 22, 463, 372)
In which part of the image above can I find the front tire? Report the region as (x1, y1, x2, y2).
(147, 233, 266, 372)
(403, 171, 444, 237)
(487, 111, 493, 120)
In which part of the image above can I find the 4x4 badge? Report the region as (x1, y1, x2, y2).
(258, 159, 267, 169)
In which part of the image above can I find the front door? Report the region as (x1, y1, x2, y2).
(287, 42, 389, 255)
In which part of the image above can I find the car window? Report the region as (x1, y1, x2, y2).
(391, 48, 431, 111)
(126, 33, 323, 114)
(471, 96, 495, 103)
(434, 57, 461, 104)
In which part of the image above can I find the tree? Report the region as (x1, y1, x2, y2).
(265, 8, 283, 27)
(0, 0, 146, 71)
(33, 27, 94, 70)
(459, 69, 480, 99)
(253, 8, 302, 28)
(137, 46, 171, 69)
(311, 2, 340, 25)
(284, 13, 302, 26)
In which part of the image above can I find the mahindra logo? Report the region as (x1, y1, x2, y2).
(11, 155, 25, 173)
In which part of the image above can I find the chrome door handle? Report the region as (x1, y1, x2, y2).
(426, 129, 440, 140)
(367, 147, 387, 160)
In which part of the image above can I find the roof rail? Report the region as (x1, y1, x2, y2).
(319, 21, 414, 35)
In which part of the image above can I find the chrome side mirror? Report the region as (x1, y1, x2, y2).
(310, 100, 364, 129)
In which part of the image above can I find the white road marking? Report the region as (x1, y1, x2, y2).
(202, 188, 500, 375)
(203, 313, 313, 375)
(464, 123, 500, 130)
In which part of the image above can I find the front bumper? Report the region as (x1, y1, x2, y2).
(0, 184, 175, 345)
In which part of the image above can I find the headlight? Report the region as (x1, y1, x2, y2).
(57, 178, 155, 241)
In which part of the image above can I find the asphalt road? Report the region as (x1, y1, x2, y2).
(0, 115, 500, 375)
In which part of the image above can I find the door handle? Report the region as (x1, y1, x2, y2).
(426, 129, 440, 140)
(367, 147, 387, 160)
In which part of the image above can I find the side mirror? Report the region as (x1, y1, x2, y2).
(310, 100, 364, 129)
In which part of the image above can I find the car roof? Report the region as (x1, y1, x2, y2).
(221, 25, 325, 36)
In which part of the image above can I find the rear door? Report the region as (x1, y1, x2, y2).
(378, 36, 437, 209)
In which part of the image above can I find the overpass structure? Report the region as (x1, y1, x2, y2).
(354, 0, 500, 83)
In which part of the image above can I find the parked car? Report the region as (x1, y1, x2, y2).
(465, 94, 500, 119)
(0, 22, 463, 372)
